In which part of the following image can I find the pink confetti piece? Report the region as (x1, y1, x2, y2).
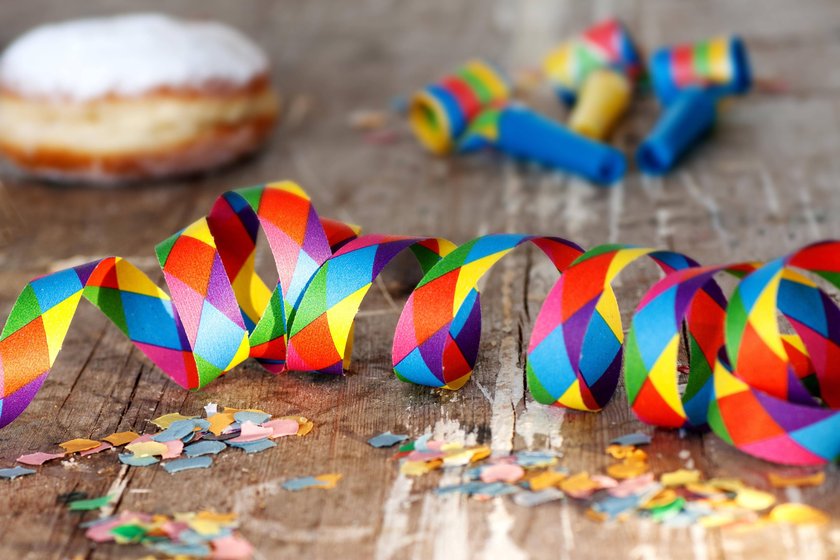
(16, 451, 65, 466)
(480, 463, 525, 483)
(84, 518, 124, 543)
(162, 439, 184, 459)
(227, 421, 273, 443)
(591, 474, 619, 489)
(131, 434, 155, 444)
(261, 419, 300, 438)
(211, 534, 255, 560)
(80, 442, 113, 457)
(608, 473, 656, 498)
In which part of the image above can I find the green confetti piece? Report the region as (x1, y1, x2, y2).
(68, 494, 115, 511)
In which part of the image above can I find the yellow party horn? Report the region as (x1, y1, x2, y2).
(543, 19, 641, 140)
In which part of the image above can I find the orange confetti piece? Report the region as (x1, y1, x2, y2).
(314, 473, 342, 489)
(59, 438, 101, 454)
(102, 431, 140, 446)
(605, 444, 646, 461)
(560, 472, 601, 498)
(607, 460, 649, 480)
(279, 416, 314, 436)
(528, 470, 567, 491)
(207, 412, 235, 436)
(642, 489, 678, 509)
(767, 471, 825, 488)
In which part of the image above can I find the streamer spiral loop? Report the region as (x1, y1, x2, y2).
(2, 181, 839, 465)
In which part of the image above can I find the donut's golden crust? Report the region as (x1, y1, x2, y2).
(0, 78, 279, 183)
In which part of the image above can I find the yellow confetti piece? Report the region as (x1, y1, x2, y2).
(401, 460, 441, 476)
(194, 511, 238, 524)
(735, 488, 776, 511)
(660, 469, 701, 487)
(207, 412, 236, 436)
(707, 478, 745, 492)
(698, 512, 737, 528)
(605, 444, 644, 460)
(276, 416, 314, 437)
(585, 508, 608, 523)
(528, 470, 568, 491)
(315, 473, 342, 489)
(59, 438, 102, 454)
(606, 459, 649, 480)
(685, 482, 728, 500)
(641, 489, 678, 509)
(468, 446, 491, 463)
(151, 413, 196, 429)
(767, 471, 825, 488)
(768, 503, 829, 525)
(126, 441, 168, 458)
(102, 431, 140, 446)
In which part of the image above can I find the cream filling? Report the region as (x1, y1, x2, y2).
(0, 89, 278, 155)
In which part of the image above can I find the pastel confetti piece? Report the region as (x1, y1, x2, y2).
(606, 460, 649, 480)
(184, 440, 227, 457)
(59, 438, 102, 454)
(512, 488, 565, 507)
(262, 418, 301, 439)
(125, 440, 168, 458)
(16, 451, 65, 466)
(208, 412, 236, 436)
(233, 410, 271, 425)
(226, 439, 276, 454)
(162, 456, 213, 474)
(151, 413, 197, 429)
(102, 431, 140, 446)
(527, 470, 567, 491)
(80, 442, 113, 457)
(735, 488, 776, 511)
(211, 534, 254, 560)
(314, 473, 342, 489)
(610, 433, 652, 446)
(68, 494, 115, 511)
(479, 463, 524, 483)
(0, 466, 36, 479)
(161, 439, 184, 459)
(768, 503, 830, 525)
(660, 469, 702, 487)
(153, 419, 199, 442)
(227, 421, 273, 443)
(118, 453, 159, 467)
(767, 471, 826, 488)
(367, 431, 410, 448)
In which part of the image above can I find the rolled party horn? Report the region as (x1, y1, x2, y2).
(409, 59, 510, 154)
(543, 18, 642, 139)
(637, 36, 752, 175)
(459, 104, 626, 185)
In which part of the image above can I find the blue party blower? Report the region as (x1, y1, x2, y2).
(637, 36, 752, 175)
(459, 105, 627, 186)
(636, 88, 716, 175)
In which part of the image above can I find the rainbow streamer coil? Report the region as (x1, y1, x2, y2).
(1, 181, 839, 466)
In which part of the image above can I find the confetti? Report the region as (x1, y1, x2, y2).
(480, 463, 525, 484)
(125, 441, 168, 458)
(0, 466, 35, 480)
(119, 453, 159, 467)
(233, 410, 272, 425)
(184, 440, 227, 457)
(660, 469, 701, 487)
(150, 413, 196, 429)
(527, 470, 568, 491)
(16, 451, 65, 466)
(610, 433, 652, 447)
(228, 421, 273, 443)
(368, 431, 410, 448)
(102, 431, 140, 446)
(68, 494, 114, 511)
(152, 419, 199, 442)
(767, 471, 826, 488)
(59, 438, 101, 454)
(162, 456, 213, 474)
(283, 473, 342, 491)
(208, 412, 236, 436)
(227, 438, 277, 454)
(80, 442, 113, 457)
(513, 488, 565, 507)
(768, 503, 830, 525)
(607, 460, 649, 480)
(735, 488, 776, 511)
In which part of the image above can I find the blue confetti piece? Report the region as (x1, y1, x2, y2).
(233, 411, 271, 425)
(0, 466, 36, 480)
(149, 541, 212, 557)
(283, 476, 328, 491)
(513, 451, 560, 468)
(367, 431, 409, 448)
(226, 438, 276, 454)
(610, 432, 652, 446)
(512, 488, 565, 507)
(153, 419, 199, 442)
(184, 440, 227, 457)
(162, 456, 213, 474)
(118, 453, 159, 467)
(592, 494, 642, 518)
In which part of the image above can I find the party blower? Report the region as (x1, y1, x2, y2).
(543, 18, 643, 140)
(409, 59, 626, 185)
(637, 36, 752, 175)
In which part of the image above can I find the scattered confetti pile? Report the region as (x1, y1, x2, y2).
(1, 403, 314, 479)
(83, 509, 253, 559)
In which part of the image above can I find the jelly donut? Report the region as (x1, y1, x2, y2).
(0, 13, 280, 183)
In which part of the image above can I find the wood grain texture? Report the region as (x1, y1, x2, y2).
(1, 1, 840, 559)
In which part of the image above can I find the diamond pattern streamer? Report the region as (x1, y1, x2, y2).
(2, 182, 840, 465)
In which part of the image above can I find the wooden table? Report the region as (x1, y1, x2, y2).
(1, 1, 839, 558)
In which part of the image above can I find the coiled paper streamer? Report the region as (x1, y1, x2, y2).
(1, 181, 838, 465)
(543, 18, 642, 139)
(638, 36, 752, 174)
(409, 60, 626, 185)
